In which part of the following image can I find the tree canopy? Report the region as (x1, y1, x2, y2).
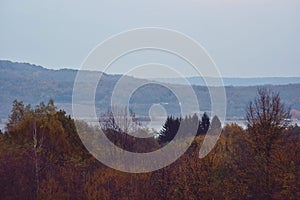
(0, 93, 299, 199)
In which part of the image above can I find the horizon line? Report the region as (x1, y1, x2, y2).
(1, 59, 300, 79)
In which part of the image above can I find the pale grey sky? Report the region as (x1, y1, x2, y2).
(0, 0, 299, 77)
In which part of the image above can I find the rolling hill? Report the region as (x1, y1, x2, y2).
(152, 76, 300, 86)
(1, 60, 300, 123)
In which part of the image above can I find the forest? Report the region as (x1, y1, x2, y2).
(0, 89, 299, 199)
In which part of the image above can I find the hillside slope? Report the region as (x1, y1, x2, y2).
(1, 60, 300, 121)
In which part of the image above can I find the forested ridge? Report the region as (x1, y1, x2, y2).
(1, 60, 300, 120)
(0, 89, 299, 199)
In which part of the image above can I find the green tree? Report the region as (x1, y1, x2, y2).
(158, 116, 181, 144)
(200, 112, 210, 134)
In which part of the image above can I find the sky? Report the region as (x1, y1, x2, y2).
(0, 0, 300, 78)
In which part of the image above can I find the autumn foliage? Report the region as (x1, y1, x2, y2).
(0, 90, 299, 199)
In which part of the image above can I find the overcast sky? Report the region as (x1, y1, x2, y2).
(0, 0, 299, 77)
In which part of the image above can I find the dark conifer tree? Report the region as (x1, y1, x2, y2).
(158, 116, 181, 144)
(197, 112, 210, 135)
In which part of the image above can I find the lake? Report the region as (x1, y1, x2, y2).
(0, 124, 5, 132)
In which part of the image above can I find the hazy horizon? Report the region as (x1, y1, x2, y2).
(1, 0, 300, 78)
(2, 59, 300, 79)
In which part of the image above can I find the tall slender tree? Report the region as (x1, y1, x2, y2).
(201, 112, 210, 133)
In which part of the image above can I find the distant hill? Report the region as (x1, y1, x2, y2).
(152, 76, 300, 86)
(1, 60, 300, 122)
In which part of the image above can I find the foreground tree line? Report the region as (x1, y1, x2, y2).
(0, 89, 299, 199)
